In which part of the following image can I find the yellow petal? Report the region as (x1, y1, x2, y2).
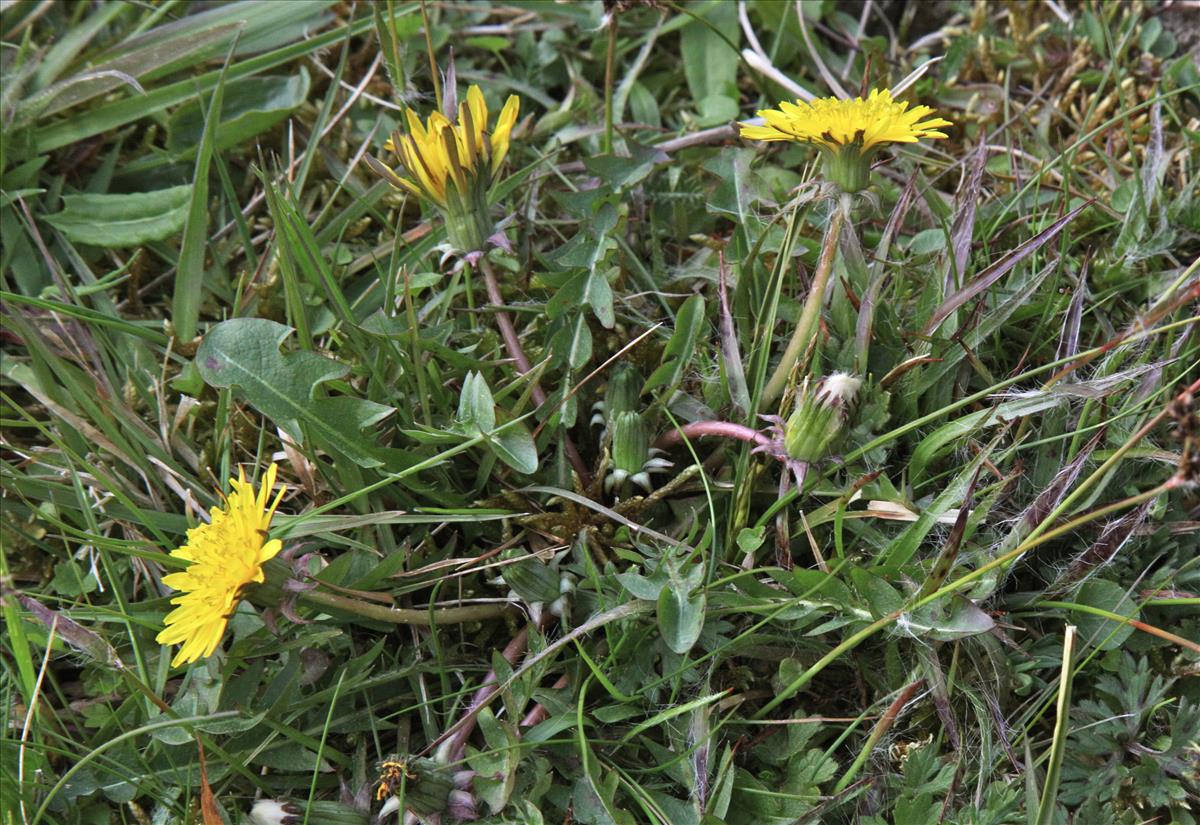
(490, 95, 520, 175)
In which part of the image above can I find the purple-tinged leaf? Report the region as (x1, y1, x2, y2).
(18, 594, 122, 667)
(924, 200, 1093, 337)
(718, 252, 749, 415)
(945, 141, 988, 295)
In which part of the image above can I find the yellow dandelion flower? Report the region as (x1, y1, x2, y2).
(156, 464, 286, 667)
(371, 85, 520, 253)
(740, 88, 952, 192)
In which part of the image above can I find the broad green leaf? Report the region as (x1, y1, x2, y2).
(567, 312, 593, 369)
(680, 2, 739, 120)
(471, 708, 520, 813)
(458, 371, 497, 433)
(657, 557, 706, 654)
(18, 23, 237, 124)
(1074, 580, 1137, 650)
(904, 596, 996, 641)
(615, 569, 664, 601)
(584, 269, 615, 329)
(453, 373, 538, 473)
(489, 423, 539, 475)
(42, 186, 192, 247)
(167, 70, 310, 156)
(644, 294, 705, 393)
(196, 318, 392, 467)
(32, 5, 375, 153)
(29, 2, 127, 93)
(736, 526, 766, 555)
(502, 553, 561, 603)
(582, 143, 668, 190)
(21, 2, 333, 127)
(850, 567, 904, 618)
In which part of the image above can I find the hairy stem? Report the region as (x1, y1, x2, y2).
(761, 193, 851, 406)
(445, 625, 532, 761)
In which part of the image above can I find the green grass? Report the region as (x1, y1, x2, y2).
(2, 1, 1198, 824)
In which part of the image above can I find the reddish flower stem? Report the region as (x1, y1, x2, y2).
(478, 258, 592, 486)
(654, 421, 773, 451)
(445, 625, 531, 762)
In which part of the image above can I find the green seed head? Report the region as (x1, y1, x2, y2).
(783, 372, 861, 463)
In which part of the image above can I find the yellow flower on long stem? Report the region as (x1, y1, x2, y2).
(371, 85, 520, 253)
(156, 464, 286, 667)
(741, 88, 952, 192)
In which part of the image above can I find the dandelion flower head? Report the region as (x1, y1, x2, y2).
(156, 464, 286, 667)
(383, 85, 519, 211)
(740, 88, 952, 150)
(741, 89, 952, 192)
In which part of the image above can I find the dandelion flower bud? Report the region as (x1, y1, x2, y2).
(607, 410, 650, 492)
(783, 373, 861, 463)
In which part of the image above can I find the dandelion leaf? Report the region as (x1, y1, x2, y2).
(196, 318, 392, 467)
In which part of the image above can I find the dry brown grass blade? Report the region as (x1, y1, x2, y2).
(923, 199, 1094, 337)
(946, 140, 988, 295)
(917, 462, 984, 599)
(1055, 500, 1153, 590)
(1003, 426, 1106, 552)
(197, 739, 222, 825)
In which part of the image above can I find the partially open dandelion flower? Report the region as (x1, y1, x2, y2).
(741, 89, 952, 192)
(370, 85, 520, 254)
(156, 464, 286, 667)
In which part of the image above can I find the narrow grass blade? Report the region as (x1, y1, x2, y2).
(171, 43, 234, 343)
(1035, 625, 1077, 825)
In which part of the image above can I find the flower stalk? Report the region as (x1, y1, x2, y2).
(654, 420, 774, 451)
(741, 89, 950, 406)
(761, 193, 850, 406)
(479, 257, 592, 486)
(603, 17, 617, 154)
(298, 587, 509, 625)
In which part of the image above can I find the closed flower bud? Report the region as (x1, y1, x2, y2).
(604, 410, 673, 494)
(249, 800, 302, 825)
(604, 364, 643, 419)
(607, 410, 650, 492)
(783, 373, 861, 463)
